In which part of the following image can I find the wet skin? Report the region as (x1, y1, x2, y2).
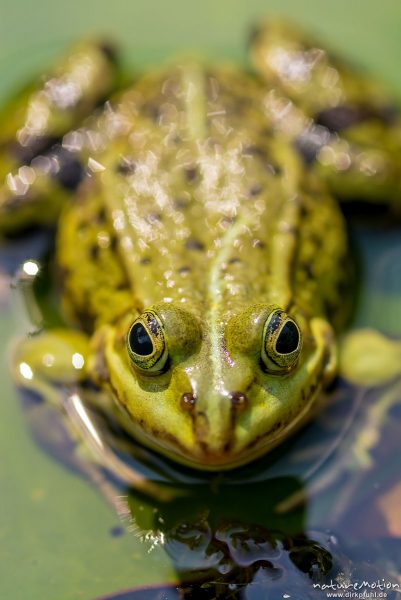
(4, 20, 401, 471)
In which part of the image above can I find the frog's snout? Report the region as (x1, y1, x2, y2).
(181, 387, 252, 467)
(180, 390, 248, 413)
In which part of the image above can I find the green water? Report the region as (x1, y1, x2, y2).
(1, 2, 401, 598)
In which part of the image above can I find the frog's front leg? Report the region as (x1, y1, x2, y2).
(0, 40, 119, 235)
(249, 19, 401, 207)
(339, 328, 401, 388)
(12, 329, 174, 501)
(12, 328, 91, 405)
(339, 328, 401, 467)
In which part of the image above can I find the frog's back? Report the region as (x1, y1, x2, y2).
(57, 63, 348, 330)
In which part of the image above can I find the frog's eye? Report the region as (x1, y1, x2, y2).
(261, 307, 302, 373)
(127, 310, 168, 373)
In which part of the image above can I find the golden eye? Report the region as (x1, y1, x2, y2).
(261, 307, 302, 373)
(127, 310, 168, 373)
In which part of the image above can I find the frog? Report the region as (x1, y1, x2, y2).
(3, 20, 401, 492)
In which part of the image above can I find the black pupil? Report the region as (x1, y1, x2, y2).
(129, 323, 154, 356)
(276, 321, 299, 354)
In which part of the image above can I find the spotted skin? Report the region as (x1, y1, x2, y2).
(250, 20, 401, 204)
(53, 63, 346, 468)
(4, 21, 400, 471)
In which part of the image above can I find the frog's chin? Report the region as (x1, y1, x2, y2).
(166, 401, 320, 471)
(130, 415, 313, 472)
(113, 390, 320, 472)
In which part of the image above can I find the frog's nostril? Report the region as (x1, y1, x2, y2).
(229, 392, 248, 412)
(181, 392, 197, 411)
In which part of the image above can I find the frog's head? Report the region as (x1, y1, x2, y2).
(92, 302, 336, 470)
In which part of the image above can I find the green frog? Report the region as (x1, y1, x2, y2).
(3, 21, 401, 486)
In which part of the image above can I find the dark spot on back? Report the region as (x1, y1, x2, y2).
(315, 104, 371, 132)
(183, 165, 199, 183)
(248, 185, 263, 198)
(90, 245, 99, 260)
(173, 197, 189, 210)
(185, 238, 204, 251)
(243, 145, 265, 158)
(260, 126, 273, 138)
(231, 97, 250, 116)
(49, 145, 85, 190)
(147, 213, 162, 224)
(316, 103, 399, 132)
(95, 208, 106, 224)
(109, 235, 117, 251)
(116, 157, 137, 175)
(10, 135, 59, 164)
(77, 220, 88, 233)
(229, 257, 241, 264)
(300, 204, 309, 218)
(271, 163, 282, 175)
(294, 125, 331, 165)
(140, 257, 152, 265)
(221, 216, 235, 227)
(303, 262, 314, 279)
(242, 145, 280, 175)
(178, 266, 191, 274)
(253, 239, 266, 249)
(143, 102, 161, 121)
